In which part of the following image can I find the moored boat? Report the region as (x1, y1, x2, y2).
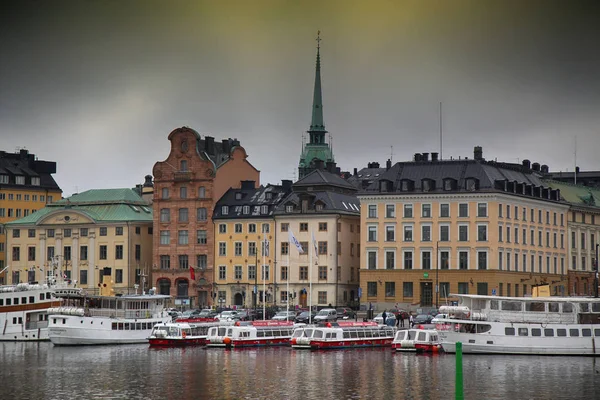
(290, 321, 395, 350)
(392, 328, 442, 353)
(206, 320, 294, 348)
(149, 319, 221, 347)
(437, 294, 600, 356)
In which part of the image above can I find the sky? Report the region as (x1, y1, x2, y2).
(1, 0, 599, 197)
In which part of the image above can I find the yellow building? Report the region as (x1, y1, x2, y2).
(358, 149, 570, 311)
(5, 189, 153, 294)
(0, 149, 62, 283)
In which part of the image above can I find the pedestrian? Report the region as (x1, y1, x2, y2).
(409, 313, 414, 328)
(382, 310, 387, 325)
(400, 312, 405, 327)
(396, 312, 400, 328)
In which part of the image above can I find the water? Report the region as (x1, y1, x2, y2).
(1, 342, 600, 399)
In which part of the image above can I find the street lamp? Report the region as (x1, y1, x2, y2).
(594, 243, 599, 298)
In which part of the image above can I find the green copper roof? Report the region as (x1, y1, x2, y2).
(299, 144, 335, 167)
(6, 189, 152, 226)
(543, 179, 600, 207)
(309, 38, 326, 133)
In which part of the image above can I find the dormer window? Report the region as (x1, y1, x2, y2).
(316, 204, 323, 211)
(222, 206, 229, 215)
(235, 192, 242, 200)
(0, 175, 8, 184)
(379, 180, 391, 192)
(266, 192, 273, 200)
(243, 205, 250, 215)
(286, 205, 294, 213)
(31, 177, 40, 186)
(443, 178, 456, 191)
(401, 179, 414, 192)
(261, 205, 268, 214)
(465, 178, 479, 191)
(15, 176, 25, 185)
(422, 179, 435, 192)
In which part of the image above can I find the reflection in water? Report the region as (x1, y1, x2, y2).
(1, 343, 599, 399)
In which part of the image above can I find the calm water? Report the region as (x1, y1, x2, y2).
(1, 342, 599, 399)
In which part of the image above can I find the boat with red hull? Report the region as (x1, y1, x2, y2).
(149, 319, 221, 347)
(291, 321, 396, 350)
(206, 320, 294, 348)
(392, 328, 442, 353)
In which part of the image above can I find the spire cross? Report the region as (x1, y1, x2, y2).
(316, 31, 321, 49)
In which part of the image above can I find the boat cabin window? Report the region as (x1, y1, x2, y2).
(595, 329, 600, 337)
(548, 303, 559, 313)
(313, 330, 323, 339)
(256, 330, 264, 337)
(490, 300, 499, 310)
(227, 328, 233, 336)
(562, 303, 573, 313)
(518, 328, 528, 336)
(343, 331, 350, 339)
(365, 330, 372, 338)
(557, 329, 567, 337)
(476, 324, 492, 333)
(417, 331, 427, 341)
(592, 303, 600, 313)
(580, 303, 589, 312)
(582, 329, 592, 337)
(505, 327, 515, 336)
(531, 328, 542, 336)
(569, 329, 579, 337)
(544, 329, 554, 337)
(218, 327, 227, 336)
(325, 332, 335, 339)
(525, 302, 544, 312)
(350, 330, 358, 339)
(501, 301, 522, 311)
(408, 330, 417, 340)
(357, 330, 365, 338)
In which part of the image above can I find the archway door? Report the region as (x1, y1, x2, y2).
(234, 293, 243, 306)
(158, 279, 171, 296)
(176, 280, 189, 298)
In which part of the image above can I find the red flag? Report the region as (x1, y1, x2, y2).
(190, 267, 196, 281)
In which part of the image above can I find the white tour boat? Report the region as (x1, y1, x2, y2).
(0, 272, 75, 341)
(290, 321, 396, 350)
(206, 321, 294, 348)
(437, 294, 600, 356)
(392, 328, 442, 353)
(149, 319, 222, 347)
(47, 288, 171, 345)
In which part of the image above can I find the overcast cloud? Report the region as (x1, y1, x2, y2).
(1, 0, 599, 196)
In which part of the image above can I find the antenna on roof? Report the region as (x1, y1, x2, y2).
(574, 136, 577, 185)
(390, 145, 394, 163)
(439, 102, 443, 160)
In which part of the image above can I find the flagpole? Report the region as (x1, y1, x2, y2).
(309, 230, 313, 324)
(263, 238, 266, 321)
(287, 246, 290, 317)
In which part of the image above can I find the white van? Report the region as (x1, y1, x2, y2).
(313, 308, 337, 322)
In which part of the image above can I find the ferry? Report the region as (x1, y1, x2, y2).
(290, 321, 395, 350)
(149, 319, 221, 347)
(206, 320, 294, 348)
(0, 272, 75, 341)
(392, 328, 442, 353)
(47, 287, 171, 346)
(437, 294, 600, 356)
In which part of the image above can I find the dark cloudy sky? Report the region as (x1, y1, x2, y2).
(1, 0, 599, 196)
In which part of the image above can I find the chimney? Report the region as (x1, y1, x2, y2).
(422, 152, 429, 162)
(205, 136, 215, 155)
(386, 159, 392, 170)
(326, 161, 336, 173)
(371, 162, 380, 169)
(241, 180, 255, 190)
(431, 152, 439, 162)
(474, 146, 483, 161)
(281, 180, 293, 192)
(353, 167, 358, 176)
(414, 153, 422, 162)
(532, 162, 540, 172)
(541, 164, 549, 174)
(143, 175, 153, 187)
(315, 160, 325, 170)
(522, 159, 531, 169)
(222, 139, 231, 154)
(231, 138, 240, 147)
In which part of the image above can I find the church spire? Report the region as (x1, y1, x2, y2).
(309, 31, 327, 136)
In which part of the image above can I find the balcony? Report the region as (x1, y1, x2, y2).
(174, 171, 194, 181)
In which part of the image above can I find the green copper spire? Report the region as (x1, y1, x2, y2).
(309, 31, 327, 136)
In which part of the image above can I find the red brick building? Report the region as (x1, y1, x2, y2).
(151, 127, 259, 307)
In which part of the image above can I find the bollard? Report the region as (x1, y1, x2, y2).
(455, 342, 464, 400)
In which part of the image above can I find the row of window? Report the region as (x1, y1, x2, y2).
(11, 226, 149, 239)
(215, 264, 337, 282)
(367, 223, 488, 243)
(366, 249, 489, 270)
(159, 254, 207, 270)
(366, 281, 491, 298)
(0, 208, 35, 218)
(571, 231, 598, 250)
(9, 268, 143, 287)
(0, 292, 52, 306)
(160, 186, 207, 200)
(368, 203, 487, 219)
(505, 326, 600, 338)
(572, 254, 598, 271)
(499, 204, 564, 226)
(0, 191, 47, 200)
(498, 252, 565, 275)
(11, 244, 142, 262)
(160, 230, 208, 246)
(572, 211, 597, 226)
(499, 226, 566, 248)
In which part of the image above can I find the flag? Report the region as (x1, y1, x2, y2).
(190, 267, 196, 281)
(262, 238, 270, 256)
(288, 230, 304, 254)
(311, 231, 319, 265)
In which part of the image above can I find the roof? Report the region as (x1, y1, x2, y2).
(347, 167, 388, 189)
(0, 149, 61, 191)
(294, 169, 357, 192)
(213, 184, 291, 219)
(543, 179, 600, 209)
(274, 191, 361, 216)
(6, 188, 152, 226)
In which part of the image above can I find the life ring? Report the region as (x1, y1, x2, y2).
(135, 311, 140, 318)
(182, 331, 187, 339)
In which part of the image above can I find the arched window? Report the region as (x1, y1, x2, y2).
(158, 279, 171, 296)
(180, 160, 188, 171)
(198, 186, 206, 198)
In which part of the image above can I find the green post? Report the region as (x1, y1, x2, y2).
(455, 342, 464, 400)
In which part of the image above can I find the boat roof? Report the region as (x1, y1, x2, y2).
(451, 293, 600, 303)
(53, 290, 170, 300)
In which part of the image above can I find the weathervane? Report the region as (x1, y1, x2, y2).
(316, 30, 321, 49)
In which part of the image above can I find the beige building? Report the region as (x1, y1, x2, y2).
(358, 149, 570, 311)
(5, 189, 153, 294)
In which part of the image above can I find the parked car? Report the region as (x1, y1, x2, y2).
(431, 313, 449, 323)
(294, 311, 317, 324)
(216, 310, 240, 321)
(314, 308, 337, 323)
(272, 311, 296, 321)
(197, 309, 218, 319)
(235, 310, 251, 321)
(336, 308, 356, 320)
(414, 314, 434, 324)
(373, 312, 396, 325)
